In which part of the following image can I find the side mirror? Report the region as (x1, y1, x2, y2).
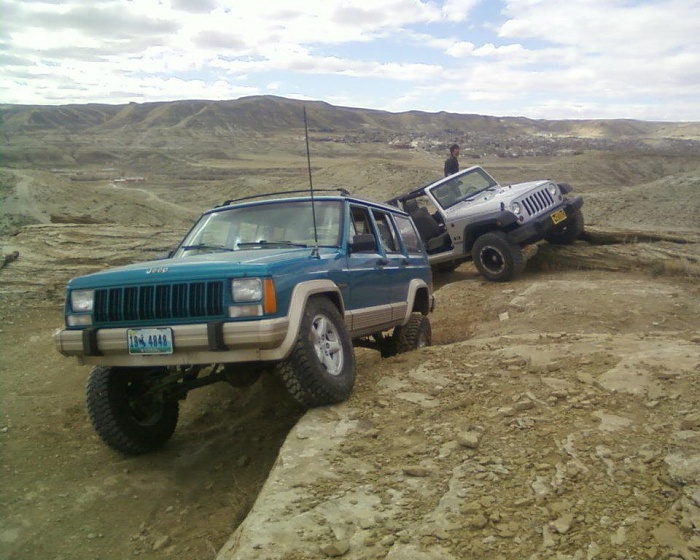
(349, 233, 376, 253)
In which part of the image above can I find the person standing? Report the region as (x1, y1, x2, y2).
(444, 144, 460, 176)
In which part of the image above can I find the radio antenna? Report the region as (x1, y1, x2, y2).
(303, 105, 320, 258)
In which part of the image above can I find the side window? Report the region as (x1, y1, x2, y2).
(394, 215, 423, 254)
(350, 206, 371, 235)
(372, 210, 400, 254)
(350, 205, 377, 250)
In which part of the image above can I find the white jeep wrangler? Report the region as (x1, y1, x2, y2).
(387, 165, 584, 281)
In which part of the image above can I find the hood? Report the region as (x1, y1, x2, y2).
(67, 247, 328, 289)
(504, 179, 550, 193)
(445, 179, 550, 214)
(489, 180, 551, 201)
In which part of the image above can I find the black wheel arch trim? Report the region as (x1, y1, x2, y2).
(462, 211, 519, 251)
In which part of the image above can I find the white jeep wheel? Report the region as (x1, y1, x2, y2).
(471, 231, 524, 282)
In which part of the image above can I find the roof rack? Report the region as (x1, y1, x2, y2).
(218, 188, 351, 207)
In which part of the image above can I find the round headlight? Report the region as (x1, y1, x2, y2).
(509, 201, 522, 215)
(547, 183, 559, 196)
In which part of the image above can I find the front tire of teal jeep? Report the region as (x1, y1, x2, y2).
(276, 297, 355, 408)
(86, 366, 179, 455)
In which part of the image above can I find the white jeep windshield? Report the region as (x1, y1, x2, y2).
(176, 200, 343, 255)
(431, 167, 499, 209)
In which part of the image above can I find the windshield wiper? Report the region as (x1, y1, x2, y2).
(181, 243, 235, 252)
(459, 187, 496, 202)
(236, 240, 308, 248)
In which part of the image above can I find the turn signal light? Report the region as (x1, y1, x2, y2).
(263, 278, 277, 314)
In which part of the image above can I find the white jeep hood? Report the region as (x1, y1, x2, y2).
(445, 179, 550, 216)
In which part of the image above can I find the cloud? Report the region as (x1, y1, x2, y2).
(8, 2, 180, 40)
(193, 31, 247, 52)
(440, 0, 480, 21)
(446, 41, 475, 57)
(332, 6, 390, 26)
(500, 0, 700, 57)
(0, 52, 33, 67)
(472, 43, 525, 58)
(0, 0, 698, 120)
(172, 0, 218, 14)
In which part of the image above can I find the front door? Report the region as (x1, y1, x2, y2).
(341, 205, 398, 333)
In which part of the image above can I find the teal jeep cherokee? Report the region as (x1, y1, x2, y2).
(54, 191, 434, 455)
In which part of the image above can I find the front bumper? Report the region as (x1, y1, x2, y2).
(54, 318, 290, 367)
(507, 196, 583, 245)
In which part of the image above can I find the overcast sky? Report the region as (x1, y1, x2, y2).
(1, 0, 698, 121)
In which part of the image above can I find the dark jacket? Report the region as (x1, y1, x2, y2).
(444, 156, 459, 177)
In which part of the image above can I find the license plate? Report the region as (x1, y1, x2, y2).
(550, 209, 567, 225)
(128, 328, 173, 355)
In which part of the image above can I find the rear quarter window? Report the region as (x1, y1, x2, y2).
(372, 210, 401, 254)
(394, 214, 423, 254)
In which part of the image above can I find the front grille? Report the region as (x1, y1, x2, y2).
(93, 281, 225, 323)
(521, 188, 555, 216)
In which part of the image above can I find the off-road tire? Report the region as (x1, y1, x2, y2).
(383, 314, 432, 357)
(86, 366, 179, 455)
(275, 297, 355, 408)
(471, 231, 524, 282)
(545, 209, 584, 245)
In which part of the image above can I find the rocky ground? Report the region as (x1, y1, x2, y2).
(1, 153, 699, 560)
(218, 270, 700, 560)
(2, 256, 699, 560)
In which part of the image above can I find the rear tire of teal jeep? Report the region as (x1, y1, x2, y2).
(383, 314, 432, 357)
(276, 297, 355, 408)
(86, 366, 179, 455)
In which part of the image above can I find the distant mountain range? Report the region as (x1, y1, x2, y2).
(3, 95, 698, 139)
(2, 95, 698, 171)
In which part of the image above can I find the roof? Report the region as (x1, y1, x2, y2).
(210, 190, 409, 216)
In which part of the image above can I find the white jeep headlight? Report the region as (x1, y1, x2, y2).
(70, 289, 95, 312)
(509, 201, 522, 216)
(547, 183, 559, 196)
(232, 278, 263, 302)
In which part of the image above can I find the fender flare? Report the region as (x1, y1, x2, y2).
(462, 211, 518, 251)
(260, 279, 344, 362)
(400, 278, 434, 325)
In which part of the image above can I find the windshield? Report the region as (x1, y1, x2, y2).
(175, 200, 343, 256)
(430, 167, 499, 209)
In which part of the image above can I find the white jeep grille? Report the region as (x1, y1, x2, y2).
(520, 188, 556, 217)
